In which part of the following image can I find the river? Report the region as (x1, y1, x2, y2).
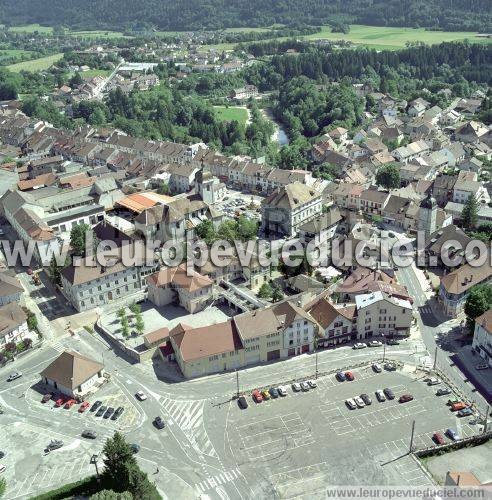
(261, 108, 290, 146)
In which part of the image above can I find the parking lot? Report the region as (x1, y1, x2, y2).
(221, 364, 480, 496)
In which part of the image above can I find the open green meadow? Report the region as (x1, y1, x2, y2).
(0, 49, 36, 64)
(80, 69, 112, 77)
(213, 105, 249, 125)
(6, 24, 129, 39)
(7, 53, 63, 72)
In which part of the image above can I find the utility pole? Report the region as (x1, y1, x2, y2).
(433, 346, 438, 371)
(382, 341, 386, 363)
(315, 351, 318, 380)
(409, 420, 416, 453)
(235, 369, 239, 398)
(91, 454, 100, 481)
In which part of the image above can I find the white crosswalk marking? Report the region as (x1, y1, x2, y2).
(195, 468, 240, 493)
(161, 397, 217, 457)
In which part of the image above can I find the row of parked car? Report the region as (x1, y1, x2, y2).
(238, 380, 318, 408)
(428, 379, 474, 418)
(345, 388, 413, 409)
(353, 339, 400, 349)
(42, 393, 125, 421)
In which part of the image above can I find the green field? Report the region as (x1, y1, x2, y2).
(0, 49, 35, 63)
(8, 23, 53, 34)
(213, 106, 249, 125)
(201, 24, 492, 52)
(80, 69, 111, 77)
(7, 53, 63, 72)
(6, 24, 129, 39)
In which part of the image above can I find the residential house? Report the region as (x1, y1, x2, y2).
(472, 309, 492, 368)
(0, 271, 24, 306)
(0, 302, 28, 349)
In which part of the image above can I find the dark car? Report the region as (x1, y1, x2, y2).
(384, 363, 397, 371)
(345, 371, 354, 381)
(130, 443, 140, 454)
(446, 428, 459, 441)
(103, 407, 114, 419)
(154, 416, 165, 429)
(90, 400, 102, 412)
(237, 396, 248, 409)
(82, 430, 97, 439)
(436, 388, 452, 396)
(41, 393, 53, 403)
(47, 439, 63, 451)
(383, 388, 395, 400)
(336, 371, 346, 382)
(360, 394, 372, 405)
(269, 387, 279, 399)
(433, 432, 445, 445)
(399, 394, 414, 403)
(386, 339, 400, 345)
(96, 405, 107, 417)
(111, 407, 124, 420)
(457, 408, 473, 417)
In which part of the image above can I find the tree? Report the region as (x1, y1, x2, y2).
(70, 224, 91, 257)
(117, 307, 126, 319)
(461, 194, 479, 230)
(129, 303, 141, 315)
(195, 220, 216, 245)
(102, 432, 137, 492)
(236, 216, 258, 242)
(258, 282, 273, 299)
(0, 478, 6, 498)
(48, 255, 62, 286)
(135, 313, 145, 335)
(157, 182, 170, 195)
(69, 72, 84, 88)
(127, 463, 160, 499)
(271, 286, 283, 303)
(90, 490, 132, 500)
(464, 284, 492, 331)
(26, 311, 38, 332)
(376, 164, 400, 189)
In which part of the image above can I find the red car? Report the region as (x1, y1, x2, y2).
(78, 401, 90, 413)
(54, 397, 65, 407)
(64, 399, 76, 409)
(433, 432, 445, 445)
(451, 402, 467, 412)
(345, 371, 354, 381)
(399, 394, 414, 403)
(252, 390, 263, 403)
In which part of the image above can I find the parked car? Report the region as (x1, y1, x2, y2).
(135, 391, 147, 401)
(300, 381, 310, 391)
(360, 394, 372, 405)
(372, 363, 382, 373)
(375, 390, 386, 402)
(261, 390, 271, 400)
(368, 340, 383, 347)
(399, 394, 414, 403)
(292, 383, 302, 392)
(457, 408, 473, 417)
(354, 396, 365, 408)
(41, 393, 53, 403)
(7, 372, 22, 382)
(78, 401, 90, 413)
(345, 398, 357, 410)
(433, 432, 445, 445)
(54, 397, 65, 408)
(436, 388, 452, 396)
(336, 371, 346, 382)
(238, 396, 248, 409)
(64, 399, 76, 409)
(386, 339, 400, 345)
(81, 430, 97, 439)
(308, 380, 317, 389)
(96, 405, 107, 417)
(278, 386, 287, 397)
(269, 387, 279, 399)
(447, 398, 460, 406)
(345, 371, 354, 381)
(0, 452, 4, 459)
(130, 443, 140, 454)
(154, 416, 165, 429)
(383, 388, 395, 400)
(353, 343, 367, 349)
(104, 407, 115, 419)
(451, 402, 467, 412)
(111, 407, 124, 420)
(47, 439, 63, 451)
(90, 400, 102, 412)
(475, 364, 489, 370)
(384, 363, 397, 371)
(446, 428, 459, 441)
(427, 377, 441, 386)
(0, 465, 5, 474)
(252, 390, 263, 403)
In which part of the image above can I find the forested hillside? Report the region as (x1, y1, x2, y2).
(0, 0, 491, 32)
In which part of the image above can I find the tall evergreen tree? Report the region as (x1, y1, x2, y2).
(461, 194, 479, 230)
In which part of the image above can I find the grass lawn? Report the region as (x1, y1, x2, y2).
(80, 68, 111, 77)
(213, 105, 249, 125)
(0, 49, 35, 63)
(8, 23, 53, 34)
(7, 53, 63, 72)
(6, 24, 130, 39)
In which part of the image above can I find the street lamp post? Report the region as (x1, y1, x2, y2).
(382, 334, 386, 363)
(409, 420, 416, 453)
(91, 454, 100, 480)
(235, 369, 239, 399)
(315, 351, 318, 380)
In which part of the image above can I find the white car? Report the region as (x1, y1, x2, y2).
(292, 382, 301, 392)
(278, 386, 288, 397)
(307, 380, 317, 389)
(345, 398, 357, 410)
(372, 363, 382, 373)
(0, 464, 5, 473)
(135, 391, 147, 401)
(427, 377, 441, 386)
(300, 381, 310, 391)
(353, 343, 367, 349)
(368, 340, 383, 347)
(354, 396, 365, 408)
